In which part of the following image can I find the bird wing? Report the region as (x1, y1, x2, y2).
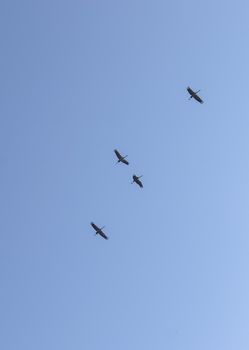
(138, 181, 143, 188)
(114, 149, 122, 159)
(99, 230, 108, 240)
(121, 159, 129, 165)
(136, 179, 143, 188)
(91, 222, 99, 231)
(187, 87, 194, 96)
(194, 94, 204, 104)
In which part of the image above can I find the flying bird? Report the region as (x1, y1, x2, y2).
(114, 149, 129, 165)
(132, 174, 143, 188)
(187, 86, 204, 104)
(91, 222, 108, 240)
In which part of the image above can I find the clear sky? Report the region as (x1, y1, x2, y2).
(1, 1, 249, 349)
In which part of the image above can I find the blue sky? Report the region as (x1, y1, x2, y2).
(1, 1, 249, 349)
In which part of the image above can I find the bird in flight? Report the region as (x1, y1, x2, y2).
(114, 149, 129, 165)
(132, 174, 143, 188)
(90, 222, 108, 240)
(187, 86, 204, 104)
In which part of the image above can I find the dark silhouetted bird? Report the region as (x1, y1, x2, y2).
(187, 86, 204, 104)
(114, 149, 129, 165)
(132, 174, 143, 188)
(90, 222, 108, 240)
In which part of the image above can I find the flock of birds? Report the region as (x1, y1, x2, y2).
(90, 86, 204, 240)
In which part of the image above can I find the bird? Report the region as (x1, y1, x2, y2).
(187, 86, 204, 104)
(131, 174, 143, 188)
(90, 222, 108, 240)
(114, 149, 129, 165)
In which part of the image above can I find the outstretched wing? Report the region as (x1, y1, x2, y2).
(121, 158, 129, 165)
(136, 179, 143, 188)
(194, 94, 204, 104)
(99, 230, 108, 240)
(114, 149, 122, 160)
(138, 180, 143, 188)
(91, 222, 99, 232)
(187, 86, 194, 96)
